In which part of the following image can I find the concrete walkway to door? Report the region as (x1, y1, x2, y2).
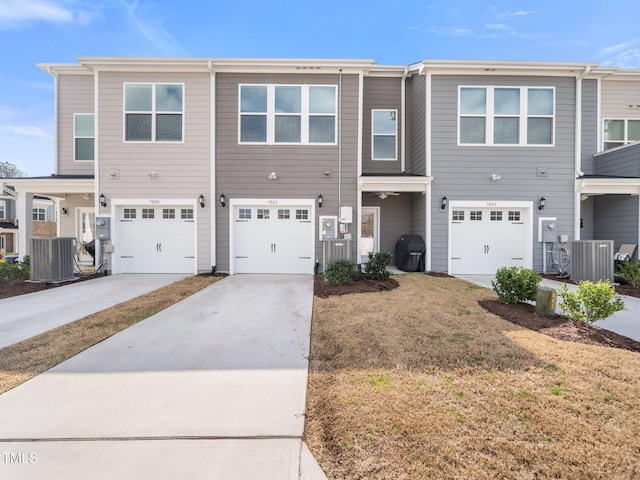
(0, 274, 326, 479)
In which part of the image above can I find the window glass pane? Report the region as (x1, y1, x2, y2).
(75, 138, 94, 160)
(275, 86, 301, 113)
(156, 114, 182, 141)
(257, 209, 269, 219)
(275, 116, 301, 142)
(603, 119, 624, 141)
(163, 208, 175, 219)
(181, 208, 194, 219)
(495, 88, 520, 115)
(238, 208, 251, 219)
(142, 208, 154, 219)
(296, 209, 309, 220)
(278, 209, 290, 219)
(460, 117, 485, 143)
(126, 113, 152, 141)
(628, 120, 640, 141)
(309, 116, 335, 143)
(156, 85, 182, 112)
(373, 136, 396, 159)
(125, 84, 152, 111)
(494, 117, 519, 144)
(528, 88, 553, 115)
(452, 210, 464, 221)
(460, 88, 486, 114)
(527, 117, 552, 144)
(309, 86, 335, 113)
(240, 86, 267, 113)
(373, 110, 396, 134)
(470, 211, 482, 221)
(75, 114, 94, 136)
(508, 211, 521, 221)
(490, 211, 503, 221)
(240, 116, 267, 142)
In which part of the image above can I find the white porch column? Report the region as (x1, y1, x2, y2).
(16, 192, 34, 260)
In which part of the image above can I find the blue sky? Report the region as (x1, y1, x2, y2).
(1, 0, 640, 177)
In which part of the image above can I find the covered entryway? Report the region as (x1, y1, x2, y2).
(231, 200, 314, 274)
(449, 201, 532, 274)
(116, 205, 196, 274)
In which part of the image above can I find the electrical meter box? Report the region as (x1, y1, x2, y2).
(540, 219, 556, 243)
(319, 216, 338, 241)
(96, 217, 111, 240)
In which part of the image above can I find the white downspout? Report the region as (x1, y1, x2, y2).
(46, 66, 59, 175)
(401, 67, 408, 173)
(209, 61, 217, 273)
(574, 66, 591, 240)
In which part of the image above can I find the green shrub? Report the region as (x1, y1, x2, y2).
(559, 281, 625, 324)
(617, 259, 640, 287)
(365, 252, 392, 281)
(491, 267, 541, 304)
(0, 257, 30, 282)
(325, 259, 358, 285)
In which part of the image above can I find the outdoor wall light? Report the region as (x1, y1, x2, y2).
(198, 194, 205, 208)
(61, 207, 68, 215)
(99, 193, 107, 208)
(538, 196, 546, 211)
(219, 193, 226, 208)
(267, 171, 278, 180)
(317, 194, 323, 209)
(491, 174, 501, 181)
(441, 196, 448, 210)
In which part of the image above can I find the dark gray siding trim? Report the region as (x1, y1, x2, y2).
(594, 142, 640, 177)
(580, 196, 594, 240)
(408, 75, 426, 175)
(581, 79, 598, 175)
(362, 194, 412, 265)
(429, 75, 578, 272)
(593, 195, 639, 258)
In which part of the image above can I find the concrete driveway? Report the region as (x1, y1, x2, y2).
(0, 274, 325, 479)
(0, 274, 189, 349)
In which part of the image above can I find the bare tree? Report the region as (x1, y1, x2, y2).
(0, 161, 25, 178)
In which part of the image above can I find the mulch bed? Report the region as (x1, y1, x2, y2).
(314, 273, 399, 298)
(541, 273, 640, 298)
(0, 273, 105, 300)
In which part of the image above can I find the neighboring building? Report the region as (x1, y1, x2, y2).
(8, 57, 640, 274)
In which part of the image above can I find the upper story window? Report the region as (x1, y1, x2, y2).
(124, 83, 183, 142)
(372, 109, 397, 160)
(0, 200, 5, 219)
(74, 114, 94, 161)
(239, 84, 336, 145)
(459, 86, 554, 146)
(33, 207, 46, 221)
(603, 119, 640, 150)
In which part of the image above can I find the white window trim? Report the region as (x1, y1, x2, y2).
(458, 86, 555, 147)
(123, 82, 185, 143)
(73, 113, 95, 162)
(238, 84, 338, 145)
(371, 109, 398, 161)
(602, 118, 640, 150)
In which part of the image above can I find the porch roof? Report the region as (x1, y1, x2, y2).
(578, 176, 640, 195)
(359, 174, 432, 193)
(7, 175, 94, 197)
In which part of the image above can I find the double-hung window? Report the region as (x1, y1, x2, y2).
(239, 84, 337, 144)
(74, 114, 94, 160)
(459, 86, 554, 146)
(33, 207, 46, 221)
(372, 109, 398, 160)
(603, 119, 640, 150)
(124, 83, 183, 142)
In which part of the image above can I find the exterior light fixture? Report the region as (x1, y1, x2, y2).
(538, 196, 546, 211)
(99, 193, 107, 208)
(317, 194, 323, 209)
(61, 207, 68, 215)
(219, 193, 226, 208)
(267, 172, 278, 180)
(198, 194, 205, 208)
(441, 196, 448, 210)
(491, 174, 501, 181)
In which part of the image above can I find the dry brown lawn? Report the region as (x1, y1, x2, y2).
(0, 274, 221, 394)
(305, 274, 640, 479)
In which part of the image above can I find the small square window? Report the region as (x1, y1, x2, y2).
(278, 209, 290, 219)
(508, 211, 521, 221)
(181, 208, 194, 219)
(470, 211, 482, 221)
(490, 211, 503, 221)
(296, 209, 309, 220)
(124, 208, 136, 219)
(452, 210, 465, 221)
(142, 208, 155, 219)
(163, 208, 175, 219)
(257, 209, 270, 219)
(239, 208, 251, 220)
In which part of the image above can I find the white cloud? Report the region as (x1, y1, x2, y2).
(485, 23, 511, 31)
(598, 39, 640, 68)
(429, 26, 501, 39)
(11, 126, 52, 139)
(498, 10, 534, 18)
(0, 0, 101, 30)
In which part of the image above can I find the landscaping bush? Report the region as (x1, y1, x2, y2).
(559, 280, 625, 324)
(0, 256, 30, 282)
(491, 266, 541, 304)
(325, 259, 358, 285)
(617, 259, 640, 287)
(365, 252, 392, 281)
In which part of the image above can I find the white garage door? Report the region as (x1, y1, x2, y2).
(233, 203, 314, 274)
(117, 205, 195, 274)
(450, 206, 530, 275)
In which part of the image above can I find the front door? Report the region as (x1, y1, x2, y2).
(361, 207, 380, 264)
(77, 208, 95, 264)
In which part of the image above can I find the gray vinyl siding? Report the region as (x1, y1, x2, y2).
(581, 79, 598, 175)
(362, 77, 403, 174)
(408, 75, 426, 175)
(362, 194, 412, 264)
(429, 75, 578, 272)
(96, 71, 212, 272)
(593, 142, 640, 176)
(593, 195, 639, 258)
(57, 74, 95, 175)
(215, 72, 360, 272)
(580, 196, 594, 240)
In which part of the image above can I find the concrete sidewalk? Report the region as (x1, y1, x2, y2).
(0, 274, 325, 479)
(0, 274, 189, 349)
(456, 274, 640, 342)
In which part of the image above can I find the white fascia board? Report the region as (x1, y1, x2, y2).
(9, 178, 94, 195)
(358, 176, 432, 193)
(37, 64, 91, 76)
(578, 178, 640, 195)
(420, 59, 599, 77)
